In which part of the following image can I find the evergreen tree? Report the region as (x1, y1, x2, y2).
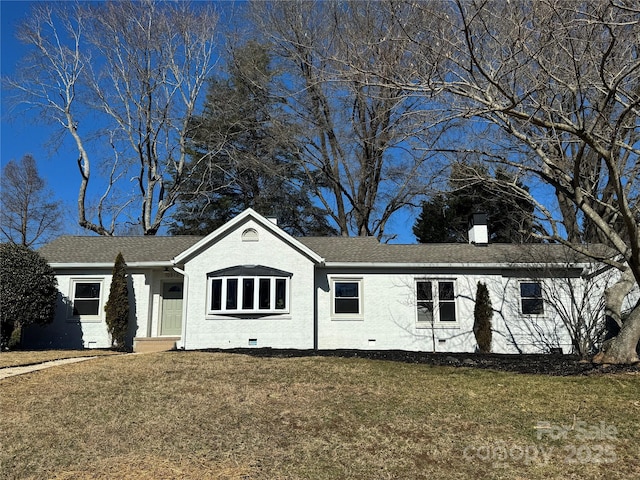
(414, 162, 536, 243)
(169, 41, 335, 237)
(0, 243, 57, 349)
(412, 193, 455, 243)
(473, 281, 493, 353)
(104, 252, 129, 350)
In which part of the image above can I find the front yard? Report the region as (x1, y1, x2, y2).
(1, 351, 638, 479)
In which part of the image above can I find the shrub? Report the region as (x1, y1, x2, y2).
(104, 252, 129, 350)
(0, 243, 58, 349)
(473, 281, 493, 353)
(8, 325, 22, 350)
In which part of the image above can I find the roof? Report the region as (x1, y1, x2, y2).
(39, 235, 204, 265)
(297, 237, 381, 262)
(298, 237, 592, 266)
(40, 233, 595, 268)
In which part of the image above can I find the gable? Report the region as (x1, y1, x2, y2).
(173, 208, 324, 265)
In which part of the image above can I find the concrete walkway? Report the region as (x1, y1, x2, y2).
(0, 356, 98, 380)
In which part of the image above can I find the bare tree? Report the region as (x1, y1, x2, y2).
(544, 269, 608, 359)
(512, 255, 613, 359)
(170, 41, 336, 237)
(250, 1, 447, 239)
(377, 0, 640, 363)
(0, 154, 62, 247)
(5, 1, 220, 235)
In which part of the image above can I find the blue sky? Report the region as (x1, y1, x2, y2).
(1, 1, 82, 231)
(1, 0, 421, 242)
(1, 1, 563, 246)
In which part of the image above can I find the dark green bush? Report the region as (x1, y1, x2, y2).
(0, 243, 58, 349)
(104, 252, 129, 350)
(473, 281, 493, 353)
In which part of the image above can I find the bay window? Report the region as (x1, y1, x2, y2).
(207, 266, 290, 315)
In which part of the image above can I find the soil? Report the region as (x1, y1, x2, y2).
(201, 348, 640, 376)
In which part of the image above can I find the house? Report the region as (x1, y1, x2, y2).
(26, 209, 598, 354)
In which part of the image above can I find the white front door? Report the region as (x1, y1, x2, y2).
(160, 282, 183, 336)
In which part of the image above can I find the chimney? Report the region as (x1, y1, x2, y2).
(468, 213, 488, 245)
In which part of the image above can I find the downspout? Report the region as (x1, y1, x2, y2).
(172, 265, 189, 350)
(146, 281, 153, 338)
(314, 278, 318, 351)
(314, 260, 326, 351)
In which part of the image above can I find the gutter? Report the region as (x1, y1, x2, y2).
(49, 261, 174, 269)
(320, 262, 590, 270)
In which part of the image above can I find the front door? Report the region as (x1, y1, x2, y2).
(160, 282, 183, 336)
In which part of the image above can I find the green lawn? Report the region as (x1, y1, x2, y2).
(1, 352, 638, 479)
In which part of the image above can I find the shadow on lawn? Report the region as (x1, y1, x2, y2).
(194, 348, 640, 376)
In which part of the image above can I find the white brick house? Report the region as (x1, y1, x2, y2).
(27, 209, 600, 354)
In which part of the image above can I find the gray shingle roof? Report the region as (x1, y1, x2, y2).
(297, 237, 591, 265)
(39, 235, 204, 264)
(40, 233, 596, 267)
(297, 237, 382, 262)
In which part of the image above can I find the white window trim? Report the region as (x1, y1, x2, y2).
(415, 278, 458, 328)
(330, 277, 364, 320)
(68, 278, 105, 323)
(207, 275, 290, 315)
(519, 280, 545, 316)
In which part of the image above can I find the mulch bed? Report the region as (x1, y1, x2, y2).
(198, 348, 640, 376)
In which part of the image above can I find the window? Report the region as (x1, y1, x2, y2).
(416, 280, 457, 325)
(438, 281, 456, 322)
(241, 228, 259, 242)
(226, 278, 238, 310)
(207, 265, 290, 315)
(416, 281, 433, 323)
(70, 280, 103, 321)
(211, 279, 222, 310)
(520, 282, 544, 315)
(332, 279, 362, 317)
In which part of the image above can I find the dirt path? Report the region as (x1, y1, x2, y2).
(0, 356, 98, 380)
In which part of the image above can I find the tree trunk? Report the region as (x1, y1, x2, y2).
(593, 303, 640, 364)
(603, 269, 636, 330)
(592, 269, 639, 364)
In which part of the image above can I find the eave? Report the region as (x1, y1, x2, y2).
(49, 261, 175, 269)
(320, 261, 589, 270)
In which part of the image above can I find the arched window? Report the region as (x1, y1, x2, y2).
(241, 228, 259, 242)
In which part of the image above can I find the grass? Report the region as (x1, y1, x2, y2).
(0, 349, 121, 368)
(0, 351, 638, 479)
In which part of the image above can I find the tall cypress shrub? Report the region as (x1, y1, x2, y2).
(105, 252, 129, 350)
(473, 281, 493, 353)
